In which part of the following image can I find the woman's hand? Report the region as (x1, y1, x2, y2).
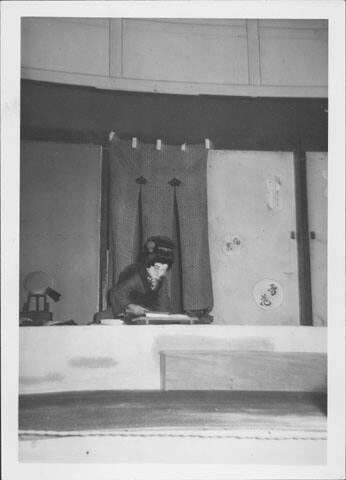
(125, 304, 149, 315)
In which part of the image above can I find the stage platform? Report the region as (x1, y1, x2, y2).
(19, 390, 327, 464)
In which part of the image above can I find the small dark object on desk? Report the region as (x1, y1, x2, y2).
(91, 309, 124, 324)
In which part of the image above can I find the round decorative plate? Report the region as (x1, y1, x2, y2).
(253, 279, 283, 310)
(222, 234, 244, 256)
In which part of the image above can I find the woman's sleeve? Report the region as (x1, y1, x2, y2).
(155, 277, 172, 312)
(109, 275, 137, 315)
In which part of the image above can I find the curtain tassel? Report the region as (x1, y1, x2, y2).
(136, 176, 147, 185)
(168, 178, 182, 187)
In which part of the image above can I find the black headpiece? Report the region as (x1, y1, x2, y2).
(142, 235, 175, 269)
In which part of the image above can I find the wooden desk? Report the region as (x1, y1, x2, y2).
(160, 350, 327, 392)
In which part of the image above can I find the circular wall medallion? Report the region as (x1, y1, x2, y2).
(222, 234, 244, 256)
(253, 279, 283, 310)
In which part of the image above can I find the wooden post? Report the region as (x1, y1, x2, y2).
(294, 150, 313, 325)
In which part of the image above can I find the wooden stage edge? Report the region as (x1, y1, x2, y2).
(19, 390, 327, 435)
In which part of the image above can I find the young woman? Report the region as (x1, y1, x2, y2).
(109, 235, 175, 318)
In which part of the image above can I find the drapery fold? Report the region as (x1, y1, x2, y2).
(109, 138, 213, 311)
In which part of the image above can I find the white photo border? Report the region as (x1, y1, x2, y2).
(1, 1, 345, 479)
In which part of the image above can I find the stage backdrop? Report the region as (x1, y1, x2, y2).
(207, 150, 299, 325)
(109, 138, 214, 313)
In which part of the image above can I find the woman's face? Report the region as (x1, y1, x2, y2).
(147, 262, 168, 281)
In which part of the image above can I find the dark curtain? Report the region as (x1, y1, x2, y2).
(109, 137, 213, 312)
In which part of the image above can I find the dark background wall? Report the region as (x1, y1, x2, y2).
(21, 80, 328, 151)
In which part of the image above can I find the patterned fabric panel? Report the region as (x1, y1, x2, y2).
(109, 139, 213, 311)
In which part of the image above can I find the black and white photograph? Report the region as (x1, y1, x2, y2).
(1, 1, 345, 479)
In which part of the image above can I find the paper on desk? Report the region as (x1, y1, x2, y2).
(144, 312, 197, 321)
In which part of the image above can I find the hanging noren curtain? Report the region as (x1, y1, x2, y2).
(109, 137, 213, 313)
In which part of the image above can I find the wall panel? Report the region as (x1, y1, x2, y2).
(120, 19, 249, 84)
(20, 141, 102, 325)
(21, 18, 328, 97)
(259, 24, 328, 86)
(21, 18, 110, 76)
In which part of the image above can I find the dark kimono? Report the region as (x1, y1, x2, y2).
(109, 263, 171, 316)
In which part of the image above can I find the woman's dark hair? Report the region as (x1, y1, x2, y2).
(140, 235, 175, 269)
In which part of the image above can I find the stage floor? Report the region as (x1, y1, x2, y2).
(19, 390, 327, 464)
